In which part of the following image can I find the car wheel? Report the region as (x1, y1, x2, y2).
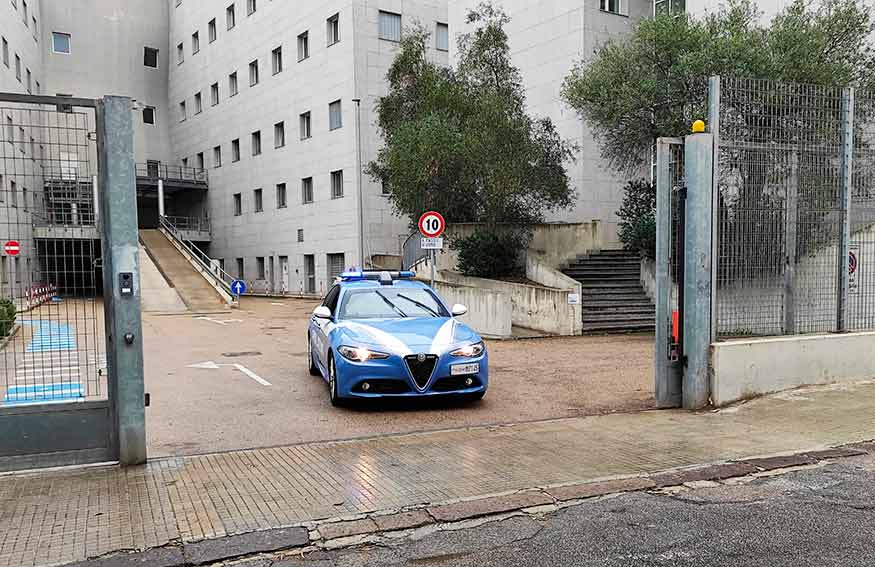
(328, 355, 344, 407)
(307, 333, 320, 376)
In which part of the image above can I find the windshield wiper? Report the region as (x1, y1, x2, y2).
(375, 291, 407, 317)
(396, 293, 440, 317)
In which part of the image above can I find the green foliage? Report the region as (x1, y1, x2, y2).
(0, 298, 16, 338)
(616, 180, 657, 260)
(561, 0, 875, 172)
(368, 2, 576, 235)
(453, 229, 529, 279)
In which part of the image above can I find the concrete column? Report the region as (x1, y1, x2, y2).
(683, 132, 714, 410)
(97, 96, 146, 466)
(157, 179, 165, 218)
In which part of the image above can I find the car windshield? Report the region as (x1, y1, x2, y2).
(338, 288, 449, 320)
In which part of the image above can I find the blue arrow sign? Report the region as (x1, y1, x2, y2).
(231, 279, 247, 296)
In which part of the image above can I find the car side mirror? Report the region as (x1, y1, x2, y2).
(313, 306, 332, 319)
(451, 304, 468, 317)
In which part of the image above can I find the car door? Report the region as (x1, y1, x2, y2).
(312, 285, 341, 368)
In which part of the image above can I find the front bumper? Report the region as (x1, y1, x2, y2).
(334, 351, 489, 398)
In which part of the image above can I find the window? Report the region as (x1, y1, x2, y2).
(297, 228, 304, 242)
(22, 187, 27, 210)
(249, 59, 259, 85)
(330, 170, 343, 199)
(213, 145, 222, 168)
(272, 46, 283, 75)
(2, 37, 8, 67)
(35, 80, 39, 93)
(177, 42, 184, 64)
(274, 121, 285, 148)
(297, 31, 309, 61)
(327, 253, 345, 281)
(208, 19, 217, 43)
(600, 0, 627, 15)
(247, 0, 256, 16)
(231, 138, 240, 162)
(211, 82, 219, 106)
(14, 55, 20, 81)
(256, 257, 265, 280)
(31, 17, 36, 39)
(191, 31, 200, 54)
(254, 188, 263, 212)
(236, 258, 244, 279)
(299, 111, 311, 139)
(226, 4, 236, 29)
(378, 11, 402, 42)
(381, 180, 390, 195)
(10, 181, 16, 207)
(301, 177, 313, 204)
(25, 68, 31, 93)
(251, 130, 261, 156)
(276, 183, 287, 208)
(327, 13, 340, 46)
(22, 1, 27, 24)
(194, 92, 203, 114)
(179, 100, 187, 122)
(436, 22, 449, 51)
(229, 71, 238, 96)
(143, 106, 156, 124)
(328, 100, 342, 130)
(144, 47, 159, 68)
(182, 157, 188, 168)
(654, 0, 685, 15)
(233, 193, 242, 215)
(196, 152, 205, 169)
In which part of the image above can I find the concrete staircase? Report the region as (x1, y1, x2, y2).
(139, 229, 227, 313)
(562, 250, 655, 333)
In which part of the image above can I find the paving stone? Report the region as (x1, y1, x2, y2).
(650, 462, 757, 487)
(371, 510, 434, 532)
(547, 478, 656, 502)
(803, 447, 868, 461)
(63, 547, 184, 567)
(317, 518, 380, 541)
(183, 527, 308, 565)
(428, 492, 553, 523)
(739, 454, 818, 472)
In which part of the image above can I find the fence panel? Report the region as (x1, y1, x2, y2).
(850, 90, 875, 330)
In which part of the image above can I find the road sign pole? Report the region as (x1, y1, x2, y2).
(430, 249, 436, 288)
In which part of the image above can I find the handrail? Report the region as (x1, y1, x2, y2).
(159, 216, 235, 300)
(402, 231, 429, 270)
(136, 163, 209, 185)
(164, 215, 211, 233)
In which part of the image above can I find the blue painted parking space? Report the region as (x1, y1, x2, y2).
(22, 320, 78, 353)
(3, 383, 85, 405)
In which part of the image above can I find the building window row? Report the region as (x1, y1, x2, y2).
(9, 0, 38, 43)
(231, 172, 344, 217)
(2, 35, 38, 93)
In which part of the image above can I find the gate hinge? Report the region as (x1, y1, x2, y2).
(144, 392, 151, 407)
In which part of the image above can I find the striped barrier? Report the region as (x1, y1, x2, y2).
(22, 284, 58, 312)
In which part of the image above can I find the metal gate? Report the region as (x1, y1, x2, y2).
(0, 93, 144, 471)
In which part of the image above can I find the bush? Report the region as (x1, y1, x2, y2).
(452, 229, 528, 279)
(0, 298, 16, 338)
(617, 179, 656, 260)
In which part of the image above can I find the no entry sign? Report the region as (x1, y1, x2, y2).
(418, 211, 446, 238)
(4, 241, 21, 256)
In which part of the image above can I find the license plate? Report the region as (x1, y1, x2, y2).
(451, 363, 479, 376)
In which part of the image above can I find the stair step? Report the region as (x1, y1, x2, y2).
(581, 282, 646, 289)
(583, 306, 655, 314)
(572, 257, 642, 265)
(583, 313, 656, 323)
(564, 272, 641, 281)
(583, 321, 655, 333)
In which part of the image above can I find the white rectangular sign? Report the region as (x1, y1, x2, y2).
(421, 237, 444, 250)
(567, 293, 580, 305)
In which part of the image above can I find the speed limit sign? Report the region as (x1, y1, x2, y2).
(418, 211, 446, 238)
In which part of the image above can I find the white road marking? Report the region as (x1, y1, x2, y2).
(233, 364, 271, 386)
(271, 302, 286, 306)
(187, 361, 221, 369)
(195, 317, 243, 326)
(187, 360, 271, 386)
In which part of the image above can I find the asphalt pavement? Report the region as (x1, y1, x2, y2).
(238, 453, 875, 567)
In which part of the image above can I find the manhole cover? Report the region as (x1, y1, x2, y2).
(221, 351, 262, 358)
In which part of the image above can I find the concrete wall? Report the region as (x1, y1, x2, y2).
(711, 331, 875, 406)
(430, 280, 512, 339)
(525, 255, 582, 335)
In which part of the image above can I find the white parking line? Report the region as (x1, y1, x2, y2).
(234, 364, 271, 386)
(187, 360, 271, 386)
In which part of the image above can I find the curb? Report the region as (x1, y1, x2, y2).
(63, 441, 873, 566)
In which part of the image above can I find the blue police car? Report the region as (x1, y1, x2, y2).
(307, 271, 488, 406)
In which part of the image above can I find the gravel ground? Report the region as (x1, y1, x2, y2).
(144, 297, 654, 456)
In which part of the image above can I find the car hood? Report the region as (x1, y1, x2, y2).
(332, 317, 480, 355)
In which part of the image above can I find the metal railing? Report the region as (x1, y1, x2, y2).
(159, 216, 235, 302)
(402, 231, 428, 270)
(136, 163, 209, 185)
(164, 215, 210, 234)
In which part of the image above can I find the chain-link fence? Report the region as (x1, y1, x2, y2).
(714, 76, 875, 339)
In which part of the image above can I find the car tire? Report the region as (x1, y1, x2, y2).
(328, 355, 345, 407)
(307, 333, 320, 377)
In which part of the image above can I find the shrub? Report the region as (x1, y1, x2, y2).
(452, 229, 528, 279)
(0, 298, 16, 338)
(617, 179, 656, 260)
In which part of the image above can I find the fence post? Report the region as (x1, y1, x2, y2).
(837, 87, 855, 332)
(708, 76, 721, 342)
(683, 131, 714, 410)
(97, 96, 147, 466)
(784, 151, 799, 334)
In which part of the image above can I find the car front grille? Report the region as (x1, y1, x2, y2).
(404, 354, 438, 390)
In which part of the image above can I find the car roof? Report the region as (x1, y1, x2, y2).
(338, 279, 429, 290)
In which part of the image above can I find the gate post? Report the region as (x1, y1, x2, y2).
(683, 131, 714, 409)
(97, 96, 146, 466)
(837, 87, 855, 331)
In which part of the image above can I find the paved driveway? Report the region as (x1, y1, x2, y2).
(144, 297, 654, 456)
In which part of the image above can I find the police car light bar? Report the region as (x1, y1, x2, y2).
(339, 270, 415, 282)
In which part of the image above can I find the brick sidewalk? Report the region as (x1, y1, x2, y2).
(2, 381, 875, 567)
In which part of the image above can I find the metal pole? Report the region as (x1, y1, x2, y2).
(430, 249, 435, 288)
(97, 96, 146, 466)
(92, 175, 99, 227)
(708, 76, 721, 342)
(784, 151, 799, 334)
(683, 132, 714, 410)
(837, 87, 855, 332)
(157, 178, 165, 218)
(352, 98, 365, 269)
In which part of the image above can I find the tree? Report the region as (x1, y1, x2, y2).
(561, 0, 875, 173)
(368, 3, 576, 275)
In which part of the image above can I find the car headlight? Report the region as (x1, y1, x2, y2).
(450, 341, 485, 357)
(338, 345, 390, 362)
